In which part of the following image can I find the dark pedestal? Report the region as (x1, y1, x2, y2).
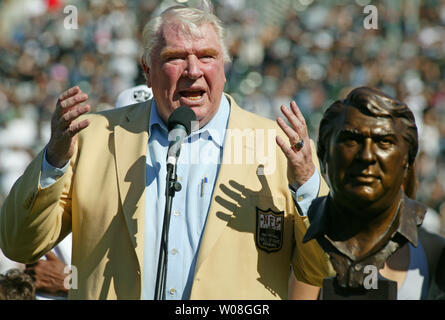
(322, 277, 397, 300)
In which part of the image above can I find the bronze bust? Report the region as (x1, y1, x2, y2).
(303, 87, 426, 289)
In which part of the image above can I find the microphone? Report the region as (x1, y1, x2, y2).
(155, 106, 196, 300)
(166, 106, 196, 166)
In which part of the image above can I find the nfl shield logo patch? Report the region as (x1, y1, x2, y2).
(256, 207, 284, 252)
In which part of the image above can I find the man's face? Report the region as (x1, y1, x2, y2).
(143, 22, 226, 127)
(325, 107, 409, 215)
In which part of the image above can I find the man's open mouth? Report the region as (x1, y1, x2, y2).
(179, 90, 205, 101)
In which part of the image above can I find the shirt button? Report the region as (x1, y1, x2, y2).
(169, 288, 176, 295)
(354, 264, 362, 271)
(171, 248, 178, 255)
(173, 210, 180, 216)
(297, 195, 304, 202)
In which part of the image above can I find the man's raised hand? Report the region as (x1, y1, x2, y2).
(276, 101, 315, 188)
(46, 86, 90, 168)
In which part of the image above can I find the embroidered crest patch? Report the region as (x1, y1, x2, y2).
(256, 207, 284, 252)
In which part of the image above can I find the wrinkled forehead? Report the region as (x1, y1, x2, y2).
(160, 19, 212, 42)
(155, 21, 222, 58)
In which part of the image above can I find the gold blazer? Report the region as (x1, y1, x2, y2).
(0, 94, 332, 299)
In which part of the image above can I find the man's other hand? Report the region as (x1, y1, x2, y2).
(46, 86, 90, 168)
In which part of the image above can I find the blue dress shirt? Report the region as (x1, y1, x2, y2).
(141, 95, 230, 299)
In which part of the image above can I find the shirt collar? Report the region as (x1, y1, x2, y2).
(303, 196, 329, 243)
(303, 193, 426, 249)
(149, 93, 230, 148)
(396, 194, 426, 246)
(149, 99, 168, 133)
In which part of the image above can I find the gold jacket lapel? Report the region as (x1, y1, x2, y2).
(114, 101, 151, 271)
(195, 96, 252, 272)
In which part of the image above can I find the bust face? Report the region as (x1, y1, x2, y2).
(325, 106, 410, 216)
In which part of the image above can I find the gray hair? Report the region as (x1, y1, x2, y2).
(141, 1, 231, 67)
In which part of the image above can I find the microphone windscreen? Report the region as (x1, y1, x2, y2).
(167, 106, 196, 135)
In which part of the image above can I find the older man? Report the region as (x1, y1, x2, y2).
(0, 2, 330, 299)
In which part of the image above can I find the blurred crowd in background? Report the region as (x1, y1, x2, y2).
(0, 0, 444, 236)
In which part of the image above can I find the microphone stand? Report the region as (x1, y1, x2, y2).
(154, 162, 182, 300)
